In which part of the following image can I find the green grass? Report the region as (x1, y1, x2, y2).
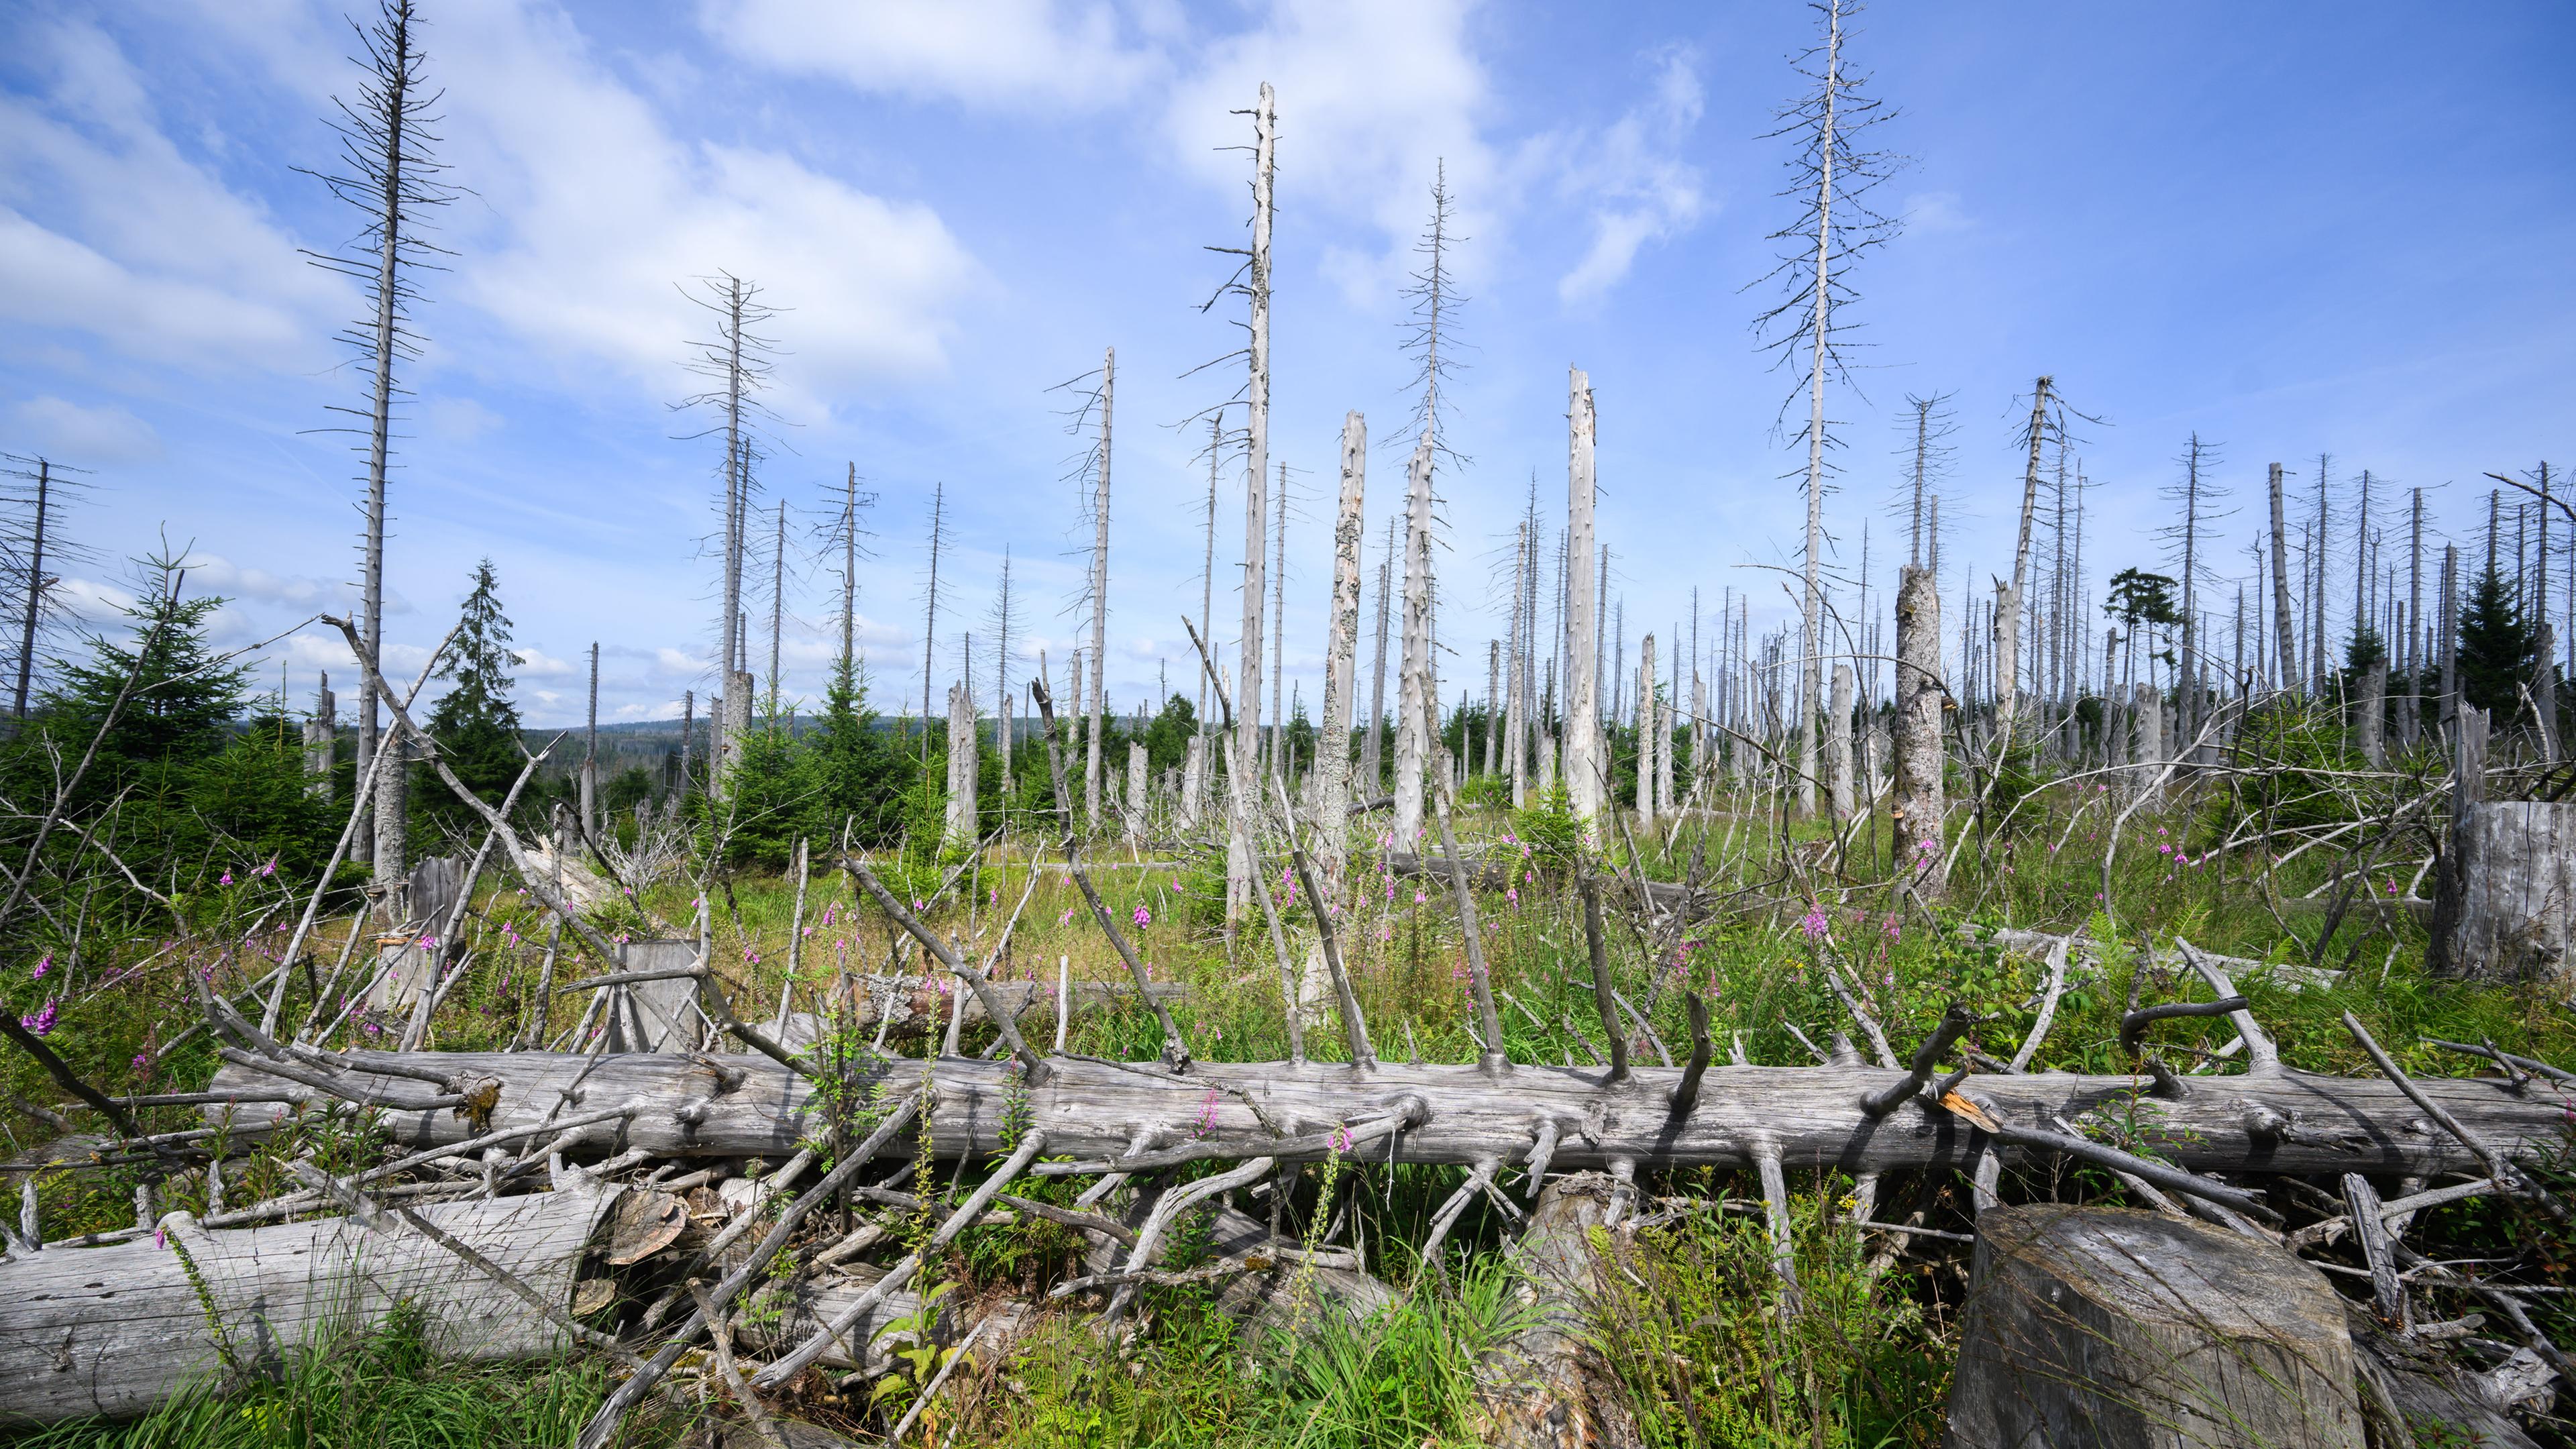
(9, 765, 2575, 1446)
(7, 1310, 670, 1449)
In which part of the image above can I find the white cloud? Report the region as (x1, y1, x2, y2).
(513, 645, 575, 678)
(423, 396, 504, 443)
(54, 575, 137, 625)
(0, 19, 346, 372)
(5, 395, 163, 464)
(698, 0, 1161, 111)
(1555, 48, 1707, 306)
(1902, 191, 1970, 233)
(173, 553, 350, 610)
(418, 3, 986, 398)
(1164, 0, 1499, 306)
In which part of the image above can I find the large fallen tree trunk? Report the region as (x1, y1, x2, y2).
(203, 1048, 2566, 1183)
(0, 1188, 616, 1426)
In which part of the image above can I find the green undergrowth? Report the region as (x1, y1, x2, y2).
(9, 780, 2576, 1446)
(8, 1309, 669, 1449)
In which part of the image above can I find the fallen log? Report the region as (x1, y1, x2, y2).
(0, 1187, 616, 1426)
(203, 1047, 2567, 1183)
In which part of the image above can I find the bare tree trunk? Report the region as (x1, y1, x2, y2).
(2404, 486, 2423, 749)
(1564, 369, 1603, 824)
(1393, 440, 1436, 845)
(1318, 413, 1366, 877)
(1999, 378, 2050, 747)
(1634, 633, 1658, 826)
(12, 459, 46, 722)
(1794, 1, 1845, 823)
(580, 643, 599, 841)
(1363, 519, 1394, 794)
(1894, 564, 1946, 903)
(1828, 661, 1855, 822)
(2360, 654, 2388, 767)
(945, 683, 977, 848)
(1270, 465, 1289, 783)
(1087, 347, 1114, 828)
(1198, 417, 1219, 743)
(2269, 462, 2297, 694)
(1231, 86, 1275, 924)
(305, 673, 337, 800)
(2440, 545, 2460, 730)
(1505, 521, 1528, 809)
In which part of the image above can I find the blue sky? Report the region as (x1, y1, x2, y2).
(3, 1, 2569, 729)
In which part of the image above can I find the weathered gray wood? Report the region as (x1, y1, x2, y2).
(1564, 368, 1603, 823)
(1946, 1205, 2364, 1449)
(2443, 800, 2576, 983)
(599, 939, 702, 1054)
(771, 975, 1186, 1044)
(204, 1049, 2563, 1183)
(1468, 1171, 1640, 1449)
(0, 1188, 614, 1425)
(1894, 564, 1947, 901)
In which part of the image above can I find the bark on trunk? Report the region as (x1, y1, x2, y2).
(1893, 564, 1947, 902)
(1320, 411, 1367, 880)
(1393, 437, 1436, 847)
(1828, 662, 1855, 822)
(945, 683, 977, 849)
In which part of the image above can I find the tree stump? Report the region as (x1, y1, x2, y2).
(2430, 706, 2576, 983)
(1469, 1171, 1640, 1449)
(1947, 1205, 2365, 1449)
(2436, 800, 2576, 983)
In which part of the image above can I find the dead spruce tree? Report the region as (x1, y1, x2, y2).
(1052, 350, 1116, 824)
(304, 0, 455, 883)
(2163, 433, 2229, 741)
(0, 453, 97, 726)
(1387, 163, 1466, 841)
(984, 545, 1016, 790)
(1754, 0, 1899, 817)
(914, 482, 950, 764)
(676, 273, 781, 796)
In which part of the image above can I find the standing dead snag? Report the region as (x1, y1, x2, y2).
(1564, 368, 1603, 825)
(1318, 411, 1367, 877)
(1892, 563, 1947, 901)
(303, 0, 455, 873)
(1393, 437, 1436, 845)
(1028, 678, 1191, 1067)
(1227, 80, 1277, 924)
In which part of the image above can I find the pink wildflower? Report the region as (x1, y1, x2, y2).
(1132, 905, 1152, 929)
(1796, 904, 1829, 941)
(19, 998, 56, 1035)
(30, 954, 48, 981)
(218, 871, 233, 887)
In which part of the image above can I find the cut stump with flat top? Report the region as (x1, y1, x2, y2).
(1947, 1205, 2364, 1449)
